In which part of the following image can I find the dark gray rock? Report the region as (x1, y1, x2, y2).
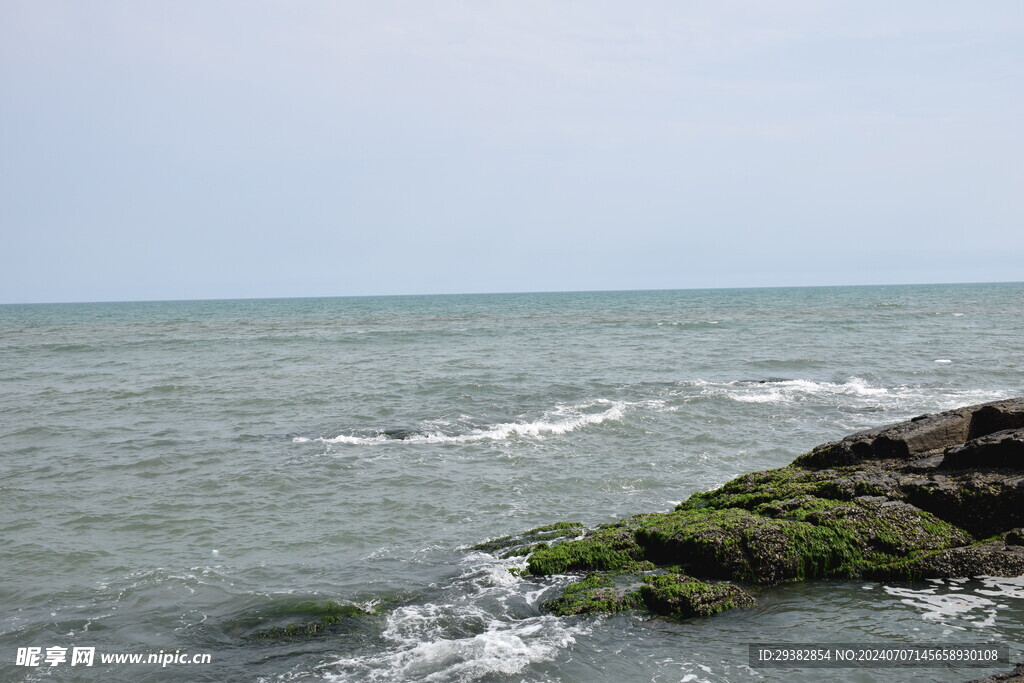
(795, 398, 1024, 469)
(968, 661, 1024, 683)
(381, 427, 419, 440)
(811, 468, 1024, 538)
(941, 428, 1024, 470)
(865, 542, 1024, 581)
(968, 402, 1024, 440)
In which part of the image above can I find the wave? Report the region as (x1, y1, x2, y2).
(656, 320, 720, 328)
(293, 380, 1016, 446)
(685, 377, 1012, 411)
(293, 400, 626, 446)
(717, 377, 887, 403)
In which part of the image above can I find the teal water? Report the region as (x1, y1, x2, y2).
(1, 283, 1023, 681)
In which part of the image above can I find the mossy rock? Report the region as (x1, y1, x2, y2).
(640, 573, 755, 618)
(632, 506, 854, 584)
(248, 602, 371, 640)
(527, 522, 654, 576)
(677, 467, 849, 512)
(527, 496, 969, 587)
(636, 496, 969, 584)
(472, 522, 584, 557)
(864, 541, 1024, 582)
(543, 573, 642, 616)
(896, 474, 1024, 538)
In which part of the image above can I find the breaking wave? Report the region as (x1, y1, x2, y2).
(293, 400, 626, 445)
(311, 554, 585, 681)
(686, 377, 1012, 410)
(708, 377, 888, 403)
(293, 380, 1016, 447)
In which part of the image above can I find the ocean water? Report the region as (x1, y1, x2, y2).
(1, 283, 1023, 682)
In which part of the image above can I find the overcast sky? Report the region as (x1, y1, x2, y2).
(1, 1, 1021, 303)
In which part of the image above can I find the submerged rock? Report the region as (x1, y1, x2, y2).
(471, 521, 585, 558)
(487, 398, 1024, 619)
(226, 600, 372, 641)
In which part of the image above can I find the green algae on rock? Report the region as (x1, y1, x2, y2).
(543, 573, 642, 616)
(527, 523, 654, 576)
(639, 573, 755, 618)
(482, 398, 1024, 620)
(224, 600, 373, 641)
(472, 522, 584, 558)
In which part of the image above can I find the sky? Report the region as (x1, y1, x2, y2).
(1, 1, 1022, 303)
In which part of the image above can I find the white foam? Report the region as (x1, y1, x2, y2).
(707, 377, 889, 404)
(319, 554, 587, 681)
(676, 378, 1013, 419)
(657, 320, 720, 327)
(975, 576, 1024, 600)
(730, 390, 785, 404)
(347, 619, 572, 681)
(882, 581, 1014, 628)
(294, 400, 626, 446)
(293, 433, 389, 445)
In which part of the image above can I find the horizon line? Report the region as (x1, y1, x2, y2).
(2, 279, 1021, 307)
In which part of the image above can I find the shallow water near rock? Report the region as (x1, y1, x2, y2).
(2, 283, 1023, 681)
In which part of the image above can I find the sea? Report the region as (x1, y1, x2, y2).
(2, 282, 1023, 682)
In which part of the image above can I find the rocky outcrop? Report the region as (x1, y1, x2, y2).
(793, 398, 1024, 469)
(942, 429, 1024, 470)
(969, 662, 1024, 683)
(482, 398, 1024, 619)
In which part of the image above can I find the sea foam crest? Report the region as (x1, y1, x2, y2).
(293, 400, 626, 446)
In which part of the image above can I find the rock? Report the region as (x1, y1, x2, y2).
(382, 427, 419, 440)
(968, 402, 1024, 439)
(968, 662, 1024, 683)
(526, 523, 653, 575)
(543, 573, 641, 616)
(864, 542, 1024, 581)
(477, 398, 1024, 620)
(795, 398, 1024, 469)
(230, 601, 372, 640)
(941, 428, 1024, 470)
(856, 470, 1024, 538)
(639, 573, 755, 618)
(471, 521, 584, 557)
(795, 407, 974, 468)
